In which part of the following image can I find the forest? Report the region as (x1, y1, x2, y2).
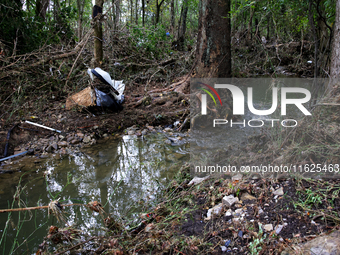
(1, 0, 340, 254)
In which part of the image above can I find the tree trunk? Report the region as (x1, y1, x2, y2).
(231, 0, 238, 33)
(308, 0, 319, 78)
(331, 0, 340, 82)
(130, 0, 133, 24)
(35, 0, 50, 20)
(142, 0, 145, 26)
(177, 0, 189, 51)
(170, 0, 175, 34)
(135, 0, 138, 24)
(93, 0, 104, 67)
(77, 0, 85, 40)
(115, 0, 120, 29)
(155, 0, 165, 25)
(247, 5, 255, 43)
(195, 0, 231, 78)
(266, 13, 270, 40)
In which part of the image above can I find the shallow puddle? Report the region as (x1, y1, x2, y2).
(0, 132, 189, 254)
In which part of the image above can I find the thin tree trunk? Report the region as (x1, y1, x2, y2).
(177, 0, 188, 51)
(155, 0, 165, 25)
(170, 0, 175, 34)
(142, 0, 145, 26)
(115, 0, 120, 29)
(195, 0, 231, 78)
(266, 13, 270, 40)
(93, 0, 104, 67)
(77, 0, 85, 40)
(331, 0, 340, 82)
(130, 0, 133, 24)
(247, 5, 255, 43)
(231, 0, 238, 33)
(135, 0, 138, 24)
(35, 0, 50, 20)
(309, 0, 319, 78)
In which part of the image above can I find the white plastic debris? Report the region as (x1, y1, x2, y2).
(263, 224, 273, 232)
(205, 203, 223, 221)
(87, 67, 125, 103)
(223, 195, 239, 207)
(275, 224, 284, 234)
(273, 187, 284, 196)
(225, 209, 232, 217)
(232, 173, 243, 181)
(188, 176, 210, 186)
(174, 120, 181, 127)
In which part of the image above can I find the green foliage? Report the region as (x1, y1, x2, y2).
(130, 24, 172, 59)
(249, 224, 267, 255)
(0, 0, 80, 54)
(296, 187, 324, 209)
(50, 2, 78, 43)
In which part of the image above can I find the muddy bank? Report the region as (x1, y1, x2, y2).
(0, 84, 190, 166)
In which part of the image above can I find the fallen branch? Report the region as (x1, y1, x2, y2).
(54, 237, 96, 255)
(65, 31, 93, 88)
(0, 203, 86, 213)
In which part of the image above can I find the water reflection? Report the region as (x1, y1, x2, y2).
(0, 132, 189, 254)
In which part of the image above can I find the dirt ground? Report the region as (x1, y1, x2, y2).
(0, 79, 190, 159)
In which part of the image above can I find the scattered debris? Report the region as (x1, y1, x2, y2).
(263, 224, 273, 232)
(240, 192, 257, 201)
(188, 175, 210, 186)
(66, 67, 125, 110)
(65, 86, 97, 110)
(273, 187, 284, 196)
(25, 121, 63, 134)
(275, 224, 284, 234)
(205, 203, 223, 221)
(232, 173, 243, 181)
(223, 195, 239, 207)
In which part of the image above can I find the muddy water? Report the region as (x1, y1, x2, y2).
(0, 133, 189, 254)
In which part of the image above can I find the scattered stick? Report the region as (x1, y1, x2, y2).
(0, 203, 86, 213)
(65, 31, 93, 88)
(54, 237, 96, 255)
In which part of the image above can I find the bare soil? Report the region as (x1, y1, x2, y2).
(0, 80, 190, 160)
